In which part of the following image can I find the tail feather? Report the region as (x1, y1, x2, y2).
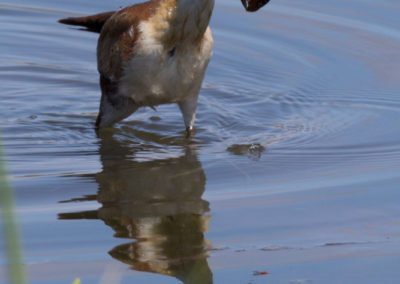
(58, 11, 115, 33)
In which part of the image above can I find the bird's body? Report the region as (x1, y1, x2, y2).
(59, 0, 269, 133)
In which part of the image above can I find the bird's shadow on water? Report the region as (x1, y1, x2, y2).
(58, 129, 213, 284)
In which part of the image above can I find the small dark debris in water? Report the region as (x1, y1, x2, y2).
(253, 270, 269, 276)
(235, 249, 246, 252)
(209, 246, 229, 251)
(260, 245, 290, 251)
(149, 116, 161, 121)
(226, 143, 265, 161)
(322, 242, 359, 247)
(29, 115, 37, 120)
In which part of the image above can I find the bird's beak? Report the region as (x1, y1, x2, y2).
(241, 0, 271, 12)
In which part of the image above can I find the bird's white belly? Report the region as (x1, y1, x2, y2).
(119, 41, 211, 107)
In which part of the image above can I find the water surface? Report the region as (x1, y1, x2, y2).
(1, 0, 400, 283)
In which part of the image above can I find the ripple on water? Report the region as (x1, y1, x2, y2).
(1, 2, 400, 185)
(202, 4, 400, 170)
(1, 2, 400, 282)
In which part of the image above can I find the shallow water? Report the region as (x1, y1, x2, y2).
(1, 0, 400, 283)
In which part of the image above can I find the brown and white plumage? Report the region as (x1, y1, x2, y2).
(59, 0, 269, 134)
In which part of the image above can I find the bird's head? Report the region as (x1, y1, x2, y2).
(241, 0, 271, 12)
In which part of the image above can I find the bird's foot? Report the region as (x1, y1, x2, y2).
(186, 127, 193, 138)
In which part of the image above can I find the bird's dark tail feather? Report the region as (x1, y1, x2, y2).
(58, 11, 115, 33)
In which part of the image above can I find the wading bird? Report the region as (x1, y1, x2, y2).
(59, 0, 270, 135)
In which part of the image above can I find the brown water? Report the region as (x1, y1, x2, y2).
(1, 0, 400, 283)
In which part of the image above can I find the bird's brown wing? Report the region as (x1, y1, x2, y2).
(97, 1, 161, 81)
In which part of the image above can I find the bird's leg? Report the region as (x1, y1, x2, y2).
(178, 93, 199, 137)
(96, 75, 138, 128)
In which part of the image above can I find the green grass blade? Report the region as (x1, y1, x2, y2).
(0, 136, 26, 284)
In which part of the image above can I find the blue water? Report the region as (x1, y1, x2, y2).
(1, 0, 400, 283)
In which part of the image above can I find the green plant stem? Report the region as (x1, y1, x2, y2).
(0, 138, 26, 284)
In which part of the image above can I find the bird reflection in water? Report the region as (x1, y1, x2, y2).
(59, 131, 212, 283)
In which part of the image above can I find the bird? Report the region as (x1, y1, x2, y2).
(59, 0, 270, 135)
